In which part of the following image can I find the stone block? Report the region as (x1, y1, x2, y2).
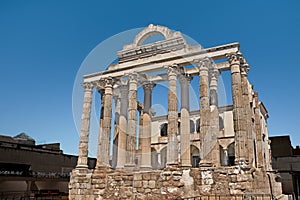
(142, 173, 151, 180)
(133, 180, 142, 188)
(114, 176, 122, 181)
(145, 188, 151, 193)
(150, 173, 159, 180)
(173, 175, 181, 181)
(174, 181, 184, 187)
(156, 181, 163, 188)
(124, 180, 133, 186)
(126, 175, 134, 181)
(162, 171, 171, 176)
(152, 189, 160, 194)
(134, 174, 142, 181)
(167, 187, 179, 193)
(162, 181, 170, 187)
(230, 175, 237, 182)
(142, 180, 149, 188)
(137, 187, 145, 193)
(148, 180, 156, 189)
(237, 174, 250, 182)
(172, 171, 182, 176)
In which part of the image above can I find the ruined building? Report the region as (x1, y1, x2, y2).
(69, 25, 283, 199)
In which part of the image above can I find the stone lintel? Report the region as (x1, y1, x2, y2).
(83, 43, 239, 83)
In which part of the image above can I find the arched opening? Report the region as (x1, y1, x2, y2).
(139, 33, 165, 46)
(190, 145, 200, 168)
(160, 146, 167, 169)
(190, 120, 195, 134)
(253, 139, 257, 168)
(220, 145, 228, 166)
(219, 116, 224, 131)
(228, 142, 235, 166)
(131, 25, 177, 48)
(160, 123, 168, 137)
(196, 118, 200, 133)
(151, 148, 158, 169)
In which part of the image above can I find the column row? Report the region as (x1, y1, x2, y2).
(76, 59, 223, 169)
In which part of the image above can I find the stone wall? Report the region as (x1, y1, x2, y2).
(69, 166, 282, 200)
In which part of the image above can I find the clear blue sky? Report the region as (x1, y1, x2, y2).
(0, 0, 299, 155)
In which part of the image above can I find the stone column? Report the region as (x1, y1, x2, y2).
(96, 78, 113, 169)
(140, 82, 155, 170)
(77, 82, 94, 168)
(179, 74, 192, 168)
(111, 91, 121, 169)
(125, 73, 138, 170)
(96, 88, 104, 168)
(254, 92, 264, 168)
(166, 65, 179, 166)
(209, 68, 219, 107)
(226, 51, 247, 165)
(116, 84, 128, 169)
(197, 57, 212, 167)
(209, 67, 220, 167)
(240, 60, 254, 166)
(137, 106, 143, 168)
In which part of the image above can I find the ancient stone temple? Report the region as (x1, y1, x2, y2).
(69, 25, 283, 199)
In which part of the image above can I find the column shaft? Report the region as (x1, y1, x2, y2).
(97, 78, 113, 168)
(166, 65, 179, 166)
(198, 58, 212, 167)
(96, 89, 104, 167)
(227, 52, 247, 164)
(179, 75, 191, 168)
(111, 93, 121, 169)
(208, 67, 220, 167)
(77, 82, 94, 168)
(254, 92, 264, 168)
(125, 73, 138, 169)
(140, 82, 155, 170)
(241, 63, 254, 166)
(116, 85, 128, 169)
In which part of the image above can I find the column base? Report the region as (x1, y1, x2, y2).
(124, 163, 136, 171)
(76, 164, 88, 169)
(235, 158, 250, 169)
(199, 160, 213, 167)
(167, 162, 179, 167)
(180, 163, 192, 169)
(139, 165, 152, 171)
(115, 166, 125, 170)
(95, 163, 111, 170)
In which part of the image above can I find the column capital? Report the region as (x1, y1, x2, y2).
(98, 88, 105, 96)
(240, 59, 250, 76)
(96, 77, 115, 90)
(81, 82, 94, 91)
(225, 51, 243, 65)
(103, 77, 114, 88)
(137, 101, 144, 113)
(196, 57, 213, 72)
(127, 72, 139, 83)
(178, 73, 193, 85)
(164, 64, 180, 77)
(142, 81, 156, 91)
(209, 68, 220, 80)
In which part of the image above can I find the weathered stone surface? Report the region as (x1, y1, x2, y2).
(70, 25, 283, 200)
